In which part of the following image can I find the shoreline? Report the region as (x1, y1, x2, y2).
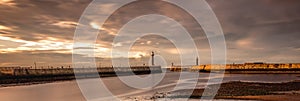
(125, 80, 300, 101)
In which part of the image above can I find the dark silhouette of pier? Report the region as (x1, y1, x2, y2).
(0, 66, 162, 85)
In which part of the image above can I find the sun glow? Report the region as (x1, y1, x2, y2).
(52, 21, 78, 28)
(0, 25, 11, 30)
(0, 35, 73, 53)
(0, 0, 15, 6)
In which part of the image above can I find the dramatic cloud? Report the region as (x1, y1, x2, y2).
(0, 0, 300, 67)
(206, 0, 300, 63)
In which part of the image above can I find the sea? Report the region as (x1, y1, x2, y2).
(0, 72, 299, 101)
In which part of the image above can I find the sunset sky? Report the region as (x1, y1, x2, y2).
(0, 0, 300, 67)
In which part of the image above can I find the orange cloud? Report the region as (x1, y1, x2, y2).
(0, 25, 12, 30)
(0, 0, 15, 6)
(52, 21, 78, 28)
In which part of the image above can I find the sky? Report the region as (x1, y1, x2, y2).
(0, 0, 299, 67)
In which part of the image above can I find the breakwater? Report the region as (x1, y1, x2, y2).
(0, 66, 162, 85)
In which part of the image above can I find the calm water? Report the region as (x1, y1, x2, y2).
(0, 72, 299, 101)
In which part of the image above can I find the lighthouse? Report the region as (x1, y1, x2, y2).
(151, 51, 155, 66)
(196, 57, 199, 66)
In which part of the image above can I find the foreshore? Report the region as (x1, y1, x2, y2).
(143, 80, 300, 101)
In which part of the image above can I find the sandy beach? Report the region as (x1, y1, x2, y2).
(142, 80, 300, 101)
(119, 73, 300, 101)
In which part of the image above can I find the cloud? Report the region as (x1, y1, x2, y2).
(0, 25, 11, 30)
(0, 0, 16, 6)
(52, 21, 78, 28)
(206, 0, 300, 63)
(1, 0, 300, 66)
(0, 34, 72, 53)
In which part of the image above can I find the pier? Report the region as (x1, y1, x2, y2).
(0, 66, 162, 76)
(0, 66, 162, 84)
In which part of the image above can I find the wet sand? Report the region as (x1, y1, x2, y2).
(165, 80, 300, 101)
(219, 90, 300, 100)
(217, 81, 300, 101)
(121, 76, 300, 101)
(217, 95, 300, 101)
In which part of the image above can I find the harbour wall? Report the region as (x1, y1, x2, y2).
(0, 66, 162, 77)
